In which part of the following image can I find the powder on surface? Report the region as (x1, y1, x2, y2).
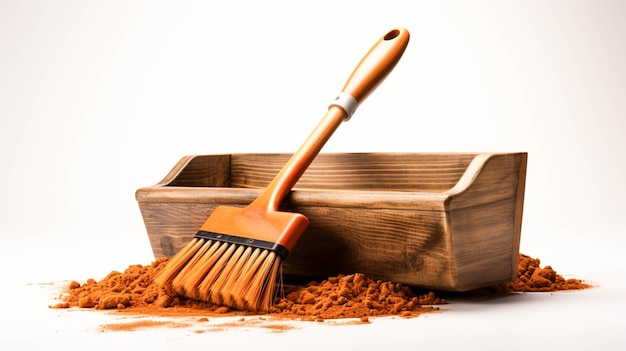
(102, 319, 192, 332)
(49, 257, 443, 322)
(483, 253, 591, 293)
(269, 273, 443, 321)
(51, 258, 239, 317)
(50, 253, 590, 328)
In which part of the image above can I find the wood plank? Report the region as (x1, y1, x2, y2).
(230, 153, 476, 192)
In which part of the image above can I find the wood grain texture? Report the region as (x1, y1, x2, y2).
(135, 152, 527, 291)
(229, 153, 476, 192)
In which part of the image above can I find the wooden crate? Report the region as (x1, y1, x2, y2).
(135, 152, 527, 291)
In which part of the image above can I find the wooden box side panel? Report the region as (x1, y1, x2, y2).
(229, 153, 477, 192)
(448, 201, 519, 289)
(448, 153, 527, 290)
(138, 197, 458, 290)
(139, 202, 220, 258)
(281, 206, 456, 290)
(166, 154, 231, 187)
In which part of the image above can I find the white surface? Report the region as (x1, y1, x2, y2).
(1, 1, 625, 350)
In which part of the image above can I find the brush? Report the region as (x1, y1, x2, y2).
(154, 27, 410, 312)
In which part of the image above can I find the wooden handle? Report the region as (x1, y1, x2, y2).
(341, 28, 410, 105)
(251, 28, 410, 213)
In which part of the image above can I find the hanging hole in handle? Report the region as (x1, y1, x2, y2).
(384, 29, 400, 41)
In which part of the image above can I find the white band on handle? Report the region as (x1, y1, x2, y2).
(329, 92, 358, 121)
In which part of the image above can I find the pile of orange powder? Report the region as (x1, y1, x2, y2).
(50, 253, 590, 322)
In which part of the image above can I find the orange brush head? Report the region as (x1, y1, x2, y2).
(153, 206, 309, 312)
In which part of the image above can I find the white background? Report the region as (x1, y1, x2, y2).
(1, 1, 625, 350)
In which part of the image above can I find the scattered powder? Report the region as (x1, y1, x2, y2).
(51, 258, 238, 317)
(483, 253, 591, 293)
(50, 253, 590, 330)
(50, 257, 442, 323)
(269, 273, 442, 321)
(101, 319, 192, 332)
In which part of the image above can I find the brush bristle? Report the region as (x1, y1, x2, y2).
(153, 238, 282, 312)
